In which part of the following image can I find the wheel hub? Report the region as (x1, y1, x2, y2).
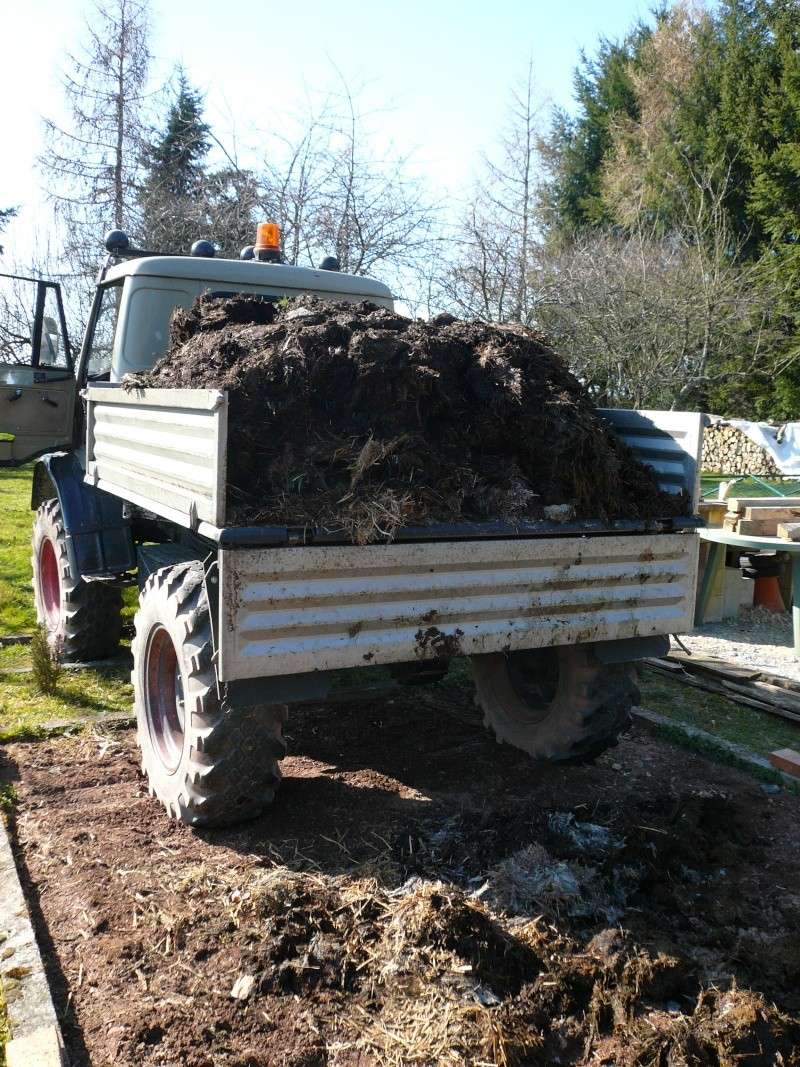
(508, 647, 560, 709)
(38, 537, 61, 627)
(144, 626, 185, 774)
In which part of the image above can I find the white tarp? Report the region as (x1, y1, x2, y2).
(712, 417, 800, 476)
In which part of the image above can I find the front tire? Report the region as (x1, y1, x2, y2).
(31, 499, 122, 662)
(470, 644, 638, 763)
(132, 561, 286, 826)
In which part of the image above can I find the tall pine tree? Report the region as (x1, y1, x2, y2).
(139, 70, 211, 249)
(539, 22, 653, 240)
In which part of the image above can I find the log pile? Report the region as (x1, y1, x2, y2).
(701, 421, 781, 476)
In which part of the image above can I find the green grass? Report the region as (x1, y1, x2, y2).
(0, 466, 37, 637)
(0, 646, 30, 670)
(0, 665, 133, 742)
(638, 670, 800, 759)
(700, 474, 800, 499)
(0, 466, 134, 741)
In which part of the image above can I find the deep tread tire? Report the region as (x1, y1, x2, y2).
(470, 644, 639, 763)
(31, 498, 122, 662)
(132, 560, 286, 827)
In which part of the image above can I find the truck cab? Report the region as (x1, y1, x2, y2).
(90, 251, 394, 384)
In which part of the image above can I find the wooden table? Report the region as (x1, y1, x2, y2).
(697, 527, 800, 656)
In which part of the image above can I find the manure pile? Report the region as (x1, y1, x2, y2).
(139, 295, 687, 541)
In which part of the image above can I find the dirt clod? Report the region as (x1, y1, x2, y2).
(137, 295, 688, 541)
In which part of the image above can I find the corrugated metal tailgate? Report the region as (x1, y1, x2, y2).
(218, 533, 698, 681)
(85, 385, 227, 528)
(599, 409, 705, 509)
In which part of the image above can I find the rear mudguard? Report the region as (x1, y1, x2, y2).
(31, 451, 135, 577)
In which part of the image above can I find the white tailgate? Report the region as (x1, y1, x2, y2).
(217, 533, 698, 681)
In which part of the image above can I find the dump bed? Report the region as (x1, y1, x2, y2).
(85, 385, 704, 682)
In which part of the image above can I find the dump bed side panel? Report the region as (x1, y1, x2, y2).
(85, 385, 227, 528)
(217, 533, 698, 681)
(599, 409, 705, 508)
(85, 388, 704, 534)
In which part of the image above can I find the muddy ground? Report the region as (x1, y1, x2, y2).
(137, 297, 686, 541)
(3, 685, 800, 1066)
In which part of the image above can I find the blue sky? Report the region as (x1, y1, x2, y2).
(1, 0, 655, 262)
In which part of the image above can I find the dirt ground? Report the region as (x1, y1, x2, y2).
(137, 296, 685, 540)
(3, 686, 800, 1066)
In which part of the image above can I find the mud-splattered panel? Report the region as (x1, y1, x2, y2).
(217, 533, 698, 681)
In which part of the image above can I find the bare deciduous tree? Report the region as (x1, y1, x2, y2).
(259, 110, 335, 267)
(254, 84, 439, 299)
(41, 0, 150, 278)
(0, 208, 17, 258)
(532, 174, 792, 410)
(0, 276, 35, 365)
(439, 60, 542, 323)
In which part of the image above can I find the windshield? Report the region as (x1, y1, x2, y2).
(87, 283, 122, 379)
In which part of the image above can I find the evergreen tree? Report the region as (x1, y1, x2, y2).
(539, 22, 653, 239)
(540, 0, 800, 419)
(139, 70, 211, 249)
(143, 70, 210, 199)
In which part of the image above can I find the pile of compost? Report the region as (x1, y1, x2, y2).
(138, 295, 687, 541)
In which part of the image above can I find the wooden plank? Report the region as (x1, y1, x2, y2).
(770, 748, 800, 777)
(720, 679, 800, 718)
(668, 650, 800, 694)
(759, 671, 800, 694)
(733, 519, 778, 536)
(667, 652, 761, 681)
(698, 501, 728, 524)
(727, 496, 800, 512)
(777, 522, 800, 542)
(742, 507, 800, 522)
(665, 644, 800, 695)
(643, 656, 684, 672)
(644, 656, 800, 723)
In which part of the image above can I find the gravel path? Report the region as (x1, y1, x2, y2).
(681, 607, 799, 681)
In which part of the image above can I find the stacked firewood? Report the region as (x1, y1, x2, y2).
(701, 421, 781, 476)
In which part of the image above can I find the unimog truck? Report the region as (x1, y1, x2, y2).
(0, 229, 704, 826)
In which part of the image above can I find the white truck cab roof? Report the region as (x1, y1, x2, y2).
(99, 254, 394, 380)
(104, 255, 394, 303)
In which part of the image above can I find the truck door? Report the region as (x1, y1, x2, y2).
(0, 275, 76, 465)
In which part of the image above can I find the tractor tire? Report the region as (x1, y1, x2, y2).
(470, 644, 639, 763)
(132, 560, 286, 827)
(31, 498, 122, 662)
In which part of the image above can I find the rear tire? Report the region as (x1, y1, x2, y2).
(470, 644, 638, 763)
(31, 499, 122, 662)
(132, 561, 286, 826)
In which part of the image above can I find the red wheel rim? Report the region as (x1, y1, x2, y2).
(38, 538, 61, 627)
(144, 626, 185, 774)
